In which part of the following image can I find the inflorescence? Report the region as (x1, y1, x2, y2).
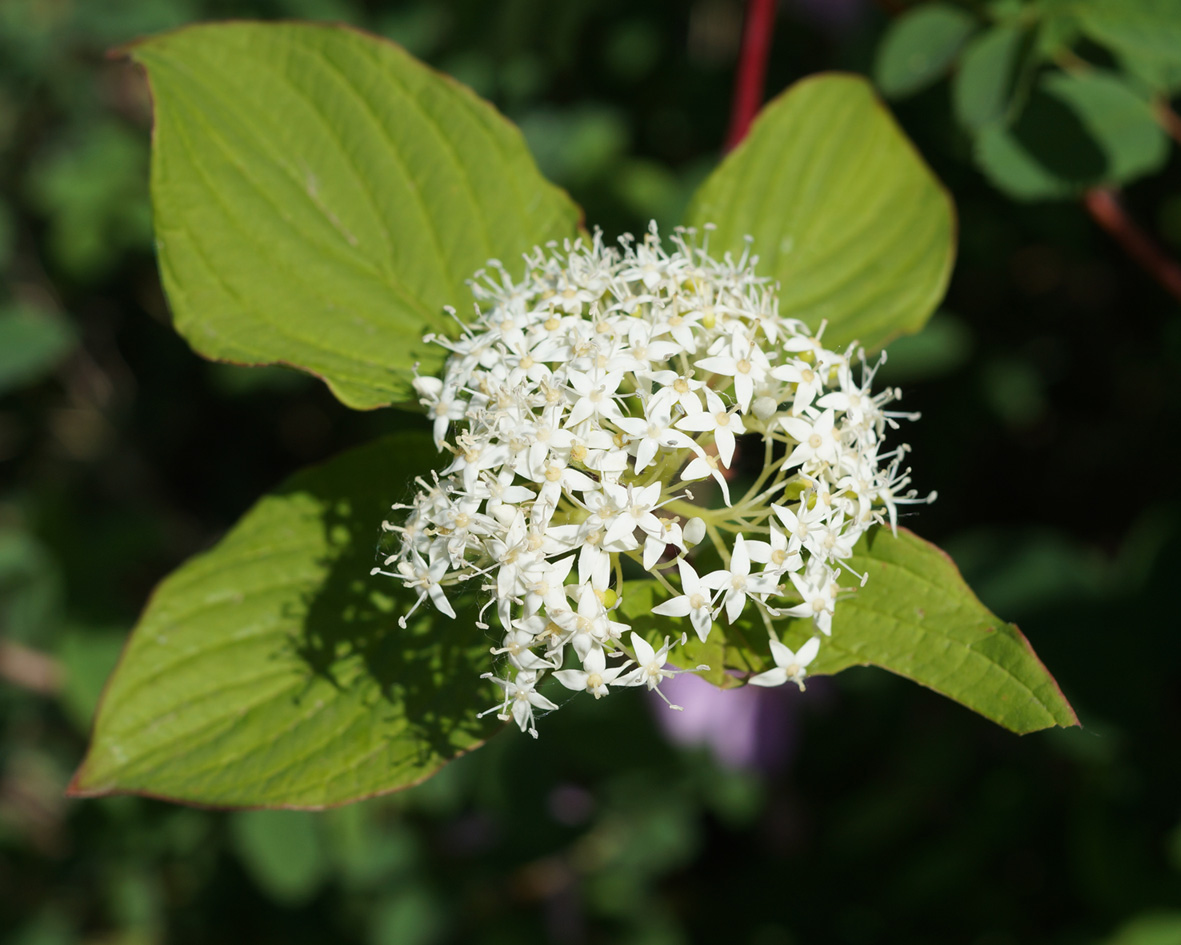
(373, 223, 933, 736)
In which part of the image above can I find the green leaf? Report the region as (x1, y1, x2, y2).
(1074, 0, 1181, 93)
(685, 74, 955, 353)
(952, 24, 1032, 132)
(874, 3, 979, 100)
(68, 433, 500, 808)
(127, 22, 580, 410)
(623, 528, 1078, 734)
(0, 306, 76, 396)
(974, 69, 1169, 200)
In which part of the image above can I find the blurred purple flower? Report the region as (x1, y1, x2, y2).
(651, 671, 799, 772)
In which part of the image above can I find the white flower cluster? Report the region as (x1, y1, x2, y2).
(374, 223, 932, 737)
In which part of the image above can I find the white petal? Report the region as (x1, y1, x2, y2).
(676, 413, 716, 433)
(553, 670, 588, 691)
(630, 631, 655, 665)
(731, 534, 750, 576)
(633, 437, 658, 473)
(690, 606, 714, 642)
(797, 636, 822, 666)
(428, 584, 456, 619)
(643, 535, 666, 571)
(748, 667, 788, 688)
(767, 638, 794, 667)
(529, 691, 560, 711)
(652, 596, 692, 618)
(723, 590, 746, 624)
(715, 427, 736, 466)
(676, 557, 701, 593)
(734, 372, 753, 410)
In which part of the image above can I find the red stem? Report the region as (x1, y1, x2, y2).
(725, 0, 777, 151)
(1084, 188, 1181, 305)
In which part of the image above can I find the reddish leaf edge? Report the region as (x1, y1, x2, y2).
(826, 526, 1081, 733)
(64, 729, 503, 812)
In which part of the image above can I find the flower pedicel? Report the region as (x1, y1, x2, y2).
(373, 223, 933, 736)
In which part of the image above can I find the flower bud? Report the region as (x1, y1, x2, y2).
(683, 517, 707, 545)
(752, 395, 778, 421)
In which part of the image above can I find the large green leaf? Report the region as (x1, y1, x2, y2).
(127, 22, 580, 410)
(69, 434, 500, 808)
(622, 527, 1078, 734)
(975, 69, 1169, 200)
(874, 3, 979, 100)
(685, 74, 955, 353)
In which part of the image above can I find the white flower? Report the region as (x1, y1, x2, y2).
(544, 518, 613, 589)
(781, 409, 840, 468)
(378, 224, 931, 735)
(703, 534, 777, 625)
(770, 500, 829, 556)
(769, 359, 825, 415)
(695, 332, 771, 411)
(651, 558, 718, 642)
(374, 551, 454, 628)
(676, 388, 746, 467)
(550, 585, 625, 661)
(745, 526, 803, 580)
(784, 566, 840, 635)
(613, 400, 699, 474)
(565, 369, 625, 426)
(600, 481, 664, 549)
(491, 628, 555, 671)
(749, 637, 821, 690)
(531, 455, 597, 510)
(647, 370, 707, 416)
(480, 670, 559, 738)
(554, 645, 630, 698)
(678, 447, 732, 506)
(616, 632, 698, 707)
(413, 375, 468, 447)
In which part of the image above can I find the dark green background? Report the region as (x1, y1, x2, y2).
(2, 1, 1179, 943)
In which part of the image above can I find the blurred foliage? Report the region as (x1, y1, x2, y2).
(873, 0, 1179, 199)
(0, 0, 1178, 943)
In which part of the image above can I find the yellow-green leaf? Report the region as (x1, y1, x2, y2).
(128, 22, 580, 409)
(685, 74, 955, 353)
(69, 434, 499, 808)
(623, 528, 1078, 735)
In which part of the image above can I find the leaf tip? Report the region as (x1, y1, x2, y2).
(64, 758, 106, 800)
(1007, 620, 1081, 732)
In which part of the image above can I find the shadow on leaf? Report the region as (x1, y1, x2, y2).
(279, 435, 502, 778)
